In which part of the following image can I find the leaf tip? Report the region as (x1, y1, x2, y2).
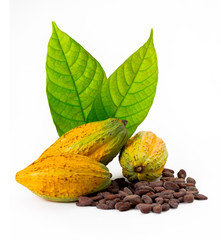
(150, 28, 153, 38)
(52, 21, 58, 31)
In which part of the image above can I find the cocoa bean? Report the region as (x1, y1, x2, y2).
(161, 194, 173, 199)
(164, 181, 180, 191)
(135, 203, 152, 213)
(154, 187, 166, 192)
(123, 187, 133, 195)
(163, 168, 174, 174)
(98, 199, 106, 204)
(173, 191, 186, 198)
(90, 195, 103, 201)
(115, 178, 129, 188)
(177, 169, 186, 179)
(155, 197, 164, 204)
(194, 194, 208, 200)
(178, 196, 184, 203)
(161, 203, 170, 211)
(134, 181, 149, 189)
(152, 204, 162, 213)
(123, 194, 143, 205)
(149, 181, 163, 188)
(162, 171, 174, 177)
(186, 187, 198, 192)
(169, 199, 179, 208)
(142, 194, 153, 204)
(96, 203, 109, 209)
(77, 196, 94, 206)
(186, 183, 195, 187)
(115, 201, 131, 211)
(106, 194, 120, 200)
(118, 190, 128, 198)
(184, 194, 194, 203)
(186, 177, 196, 184)
(160, 190, 175, 195)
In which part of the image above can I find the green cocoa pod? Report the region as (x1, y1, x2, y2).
(39, 118, 129, 165)
(119, 131, 168, 182)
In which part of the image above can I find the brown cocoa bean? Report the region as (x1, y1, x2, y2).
(155, 197, 164, 204)
(169, 199, 179, 208)
(98, 191, 110, 198)
(106, 194, 120, 200)
(186, 187, 198, 192)
(77, 196, 94, 206)
(123, 194, 143, 205)
(178, 196, 184, 202)
(149, 181, 163, 188)
(123, 187, 133, 195)
(90, 195, 103, 201)
(118, 190, 128, 198)
(186, 177, 196, 184)
(184, 193, 194, 203)
(96, 203, 109, 209)
(115, 178, 129, 188)
(186, 183, 195, 187)
(160, 190, 175, 195)
(194, 194, 208, 200)
(135, 203, 152, 213)
(154, 187, 166, 192)
(162, 171, 174, 177)
(115, 201, 131, 211)
(98, 199, 106, 204)
(161, 203, 170, 211)
(177, 169, 186, 179)
(163, 168, 174, 174)
(134, 181, 149, 189)
(173, 191, 186, 198)
(164, 181, 180, 191)
(161, 194, 173, 199)
(152, 204, 162, 213)
(142, 194, 153, 204)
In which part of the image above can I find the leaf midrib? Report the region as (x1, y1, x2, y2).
(52, 25, 86, 122)
(110, 37, 152, 118)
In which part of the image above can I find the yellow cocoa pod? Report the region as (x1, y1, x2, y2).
(15, 154, 111, 202)
(119, 131, 168, 182)
(39, 118, 128, 165)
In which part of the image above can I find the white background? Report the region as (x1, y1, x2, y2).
(7, 0, 221, 239)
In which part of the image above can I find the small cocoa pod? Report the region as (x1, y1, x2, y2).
(119, 131, 168, 182)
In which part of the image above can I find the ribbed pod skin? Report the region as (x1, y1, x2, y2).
(39, 118, 129, 165)
(119, 131, 168, 182)
(15, 154, 111, 202)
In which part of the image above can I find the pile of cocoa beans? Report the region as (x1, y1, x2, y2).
(76, 168, 207, 214)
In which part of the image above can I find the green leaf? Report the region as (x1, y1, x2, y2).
(46, 22, 107, 136)
(87, 30, 158, 137)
